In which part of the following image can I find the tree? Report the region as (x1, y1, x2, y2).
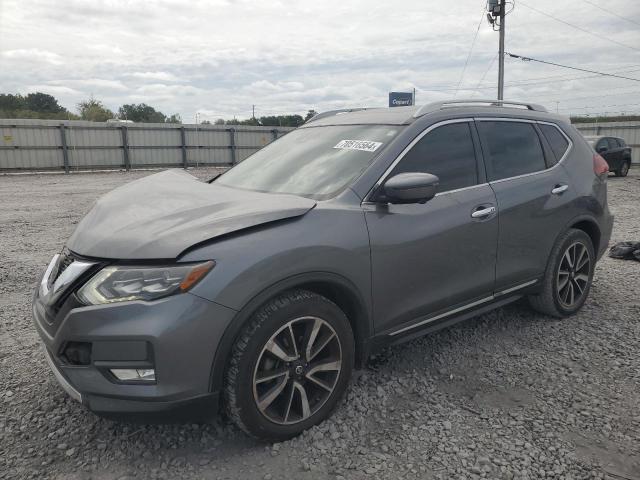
(165, 113, 182, 124)
(77, 98, 114, 122)
(118, 103, 166, 123)
(0, 93, 25, 112)
(214, 118, 225, 125)
(25, 92, 65, 113)
(0, 92, 77, 119)
(304, 109, 318, 122)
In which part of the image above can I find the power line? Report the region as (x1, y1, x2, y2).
(558, 101, 640, 111)
(534, 88, 640, 103)
(472, 53, 499, 96)
(506, 52, 640, 82)
(454, 8, 486, 97)
(478, 65, 640, 87)
(580, 0, 640, 28)
(518, 1, 640, 53)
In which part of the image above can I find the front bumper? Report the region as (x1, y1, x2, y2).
(33, 270, 237, 416)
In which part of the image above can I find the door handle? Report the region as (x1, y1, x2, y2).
(551, 184, 569, 195)
(471, 206, 496, 218)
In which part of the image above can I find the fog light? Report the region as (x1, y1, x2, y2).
(110, 368, 155, 382)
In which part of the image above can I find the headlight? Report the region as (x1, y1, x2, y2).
(77, 261, 215, 305)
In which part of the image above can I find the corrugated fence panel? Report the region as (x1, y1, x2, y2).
(187, 148, 233, 165)
(0, 119, 294, 171)
(129, 148, 183, 166)
(1, 148, 63, 170)
(66, 127, 121, 147)
(237, 149, 260, 162)
(185, 128, 230, 147)
(127, 127, 182, 147)
(68, 148, 123, 169)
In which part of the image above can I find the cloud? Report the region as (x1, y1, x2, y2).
(129, 71, 182, 82)
(0, 0, 639, 119)
(1, 48, 63, 65)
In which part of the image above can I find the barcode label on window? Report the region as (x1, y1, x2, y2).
(333, 139, 383, 152)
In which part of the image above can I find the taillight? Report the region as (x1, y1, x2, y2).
(593, 154, 609, 176)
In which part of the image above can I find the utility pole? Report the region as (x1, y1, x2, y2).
(487, 0, 508, 100)
(252, 105, 256, 121)
(497, 0, 505, 100)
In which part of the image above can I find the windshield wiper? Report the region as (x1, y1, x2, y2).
(206, 173, 223, 184)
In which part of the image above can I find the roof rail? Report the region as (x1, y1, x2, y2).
(413, 99, 547, 118)
(306, 108, 369, 124)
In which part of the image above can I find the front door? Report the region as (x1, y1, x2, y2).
(364, 120, 498, 335)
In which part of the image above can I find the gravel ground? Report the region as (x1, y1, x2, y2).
(1, 168, 639, 480)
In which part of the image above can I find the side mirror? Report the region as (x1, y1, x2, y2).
(597, 146, 608, 153)
(379, 172, 439, 204)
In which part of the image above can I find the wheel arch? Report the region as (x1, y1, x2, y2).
(567, 216, 601, 256)
(208, 272, 372, 395)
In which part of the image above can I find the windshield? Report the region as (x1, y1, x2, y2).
(216, 125, 401, 199)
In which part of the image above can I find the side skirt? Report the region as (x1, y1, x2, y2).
(365, 291, 531, 356)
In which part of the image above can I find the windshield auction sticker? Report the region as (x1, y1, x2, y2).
(333, 139, 383, 152)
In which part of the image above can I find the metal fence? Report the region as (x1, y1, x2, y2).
(2, 118, 639, 172)
(0, 119, 294, 172)
(573, 121, 640, 164)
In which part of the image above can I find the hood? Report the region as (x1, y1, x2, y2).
(67, 169, 316, 259)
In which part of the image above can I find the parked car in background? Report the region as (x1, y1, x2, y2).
(583, 135, 632, 177)
(33, 99, 613, 441)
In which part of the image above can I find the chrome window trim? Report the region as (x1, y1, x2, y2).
(536, 120, 574, 165)
(363, 118, 475, 202)
(364, 116, 575, 203)
(474, 117, 574, 184)
(388, 279, 538, 336)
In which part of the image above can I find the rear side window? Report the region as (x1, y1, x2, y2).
(477, 121, 546, 181)
(390, 122, 478, 192)
(539, 124, 570, 165)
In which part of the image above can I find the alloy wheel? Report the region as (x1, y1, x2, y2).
(556, 241, 591, 309)
(621, 162, 629, 176)
(252, 316, 342, 425)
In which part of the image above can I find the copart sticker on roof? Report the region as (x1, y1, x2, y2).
(333, 139, 383, 152)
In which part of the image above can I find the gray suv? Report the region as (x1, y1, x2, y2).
(33, 99, 613, 440)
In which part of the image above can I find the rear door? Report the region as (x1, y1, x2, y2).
(606, 138, 623, 170)
(476, 119, 573, 293)
(365, 119, 498, 334)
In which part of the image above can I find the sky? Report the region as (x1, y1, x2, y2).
(1, 0, 639, 122)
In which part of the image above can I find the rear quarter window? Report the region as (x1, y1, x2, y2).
(539, 124, 570, 165)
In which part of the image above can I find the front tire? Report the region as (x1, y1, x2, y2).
(528, 229, 595, 318)
(224, 290, 354, 441)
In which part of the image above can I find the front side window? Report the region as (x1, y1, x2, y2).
(389, 122, 478, 193)
(539, 123, 570, 165)
(477, 121, 546, 181)
(216, 125, 401, 199)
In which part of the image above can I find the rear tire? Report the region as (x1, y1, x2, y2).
(616, 160, 630, 177)
(528, 229, 595, 318)
(224, 290, 354, 441)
